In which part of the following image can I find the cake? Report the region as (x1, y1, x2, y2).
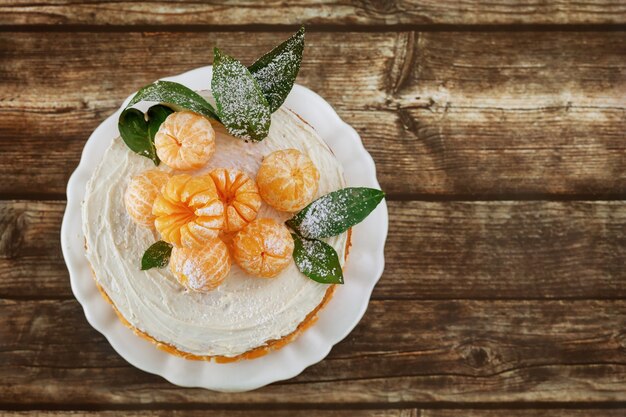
(81, 28, 383, 362)
(83, 105, 350, 361)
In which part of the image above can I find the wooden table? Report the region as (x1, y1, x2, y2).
(1, 1, 625, 415)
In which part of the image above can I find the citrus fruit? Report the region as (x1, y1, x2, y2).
(153, 174, 224, 248)
(256, 149, 320, 212)
(209, 168, 262, 233)
(124, 169, 170, 228)
(232, 218, 294, 278)
(155, 111, 216, 170)
(169, 239, 231, 292)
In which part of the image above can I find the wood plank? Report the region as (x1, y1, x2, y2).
(424, 412, 626, 417)
(2, 200, 625, 300)
(0, 31, 624, 198)
(1, 0, 625, 26)
(0, 412, 412, 416)
(0, 201, 67, 298)
(0, 412, 411, 417)
(3, 412, 626, 417)
(1, 298, 625, 404)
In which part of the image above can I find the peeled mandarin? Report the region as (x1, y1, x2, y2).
(153, 174, 224, 248)
(232, 218, 294, 278)
(209, 168, 262, 233)
(155, 111, 216, 170)
(124, 169, 170, 228)
(256, 149, 320, 212)
(169, 240, 231, 292)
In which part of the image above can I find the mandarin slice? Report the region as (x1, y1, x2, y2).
(232, 218, 294, 278)
(153, 174, 224, 248)
(169, 239, 231, 292)
(155, 111, 216, 170)
(256, 149, 320, 212)
(124, 169, 170, 228)
(209, 168, 262, 233)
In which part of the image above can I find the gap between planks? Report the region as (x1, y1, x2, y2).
(0, 23, 625, 33)
(0, 402, 625, 412)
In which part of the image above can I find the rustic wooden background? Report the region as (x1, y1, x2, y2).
(1, 1, 625, 415)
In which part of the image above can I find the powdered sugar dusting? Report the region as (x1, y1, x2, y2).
(249, 26, 304, 112)
(299, 197, 334, 237)
(293, 235, 342, 284)
(182, 255, 204, 290)
(212, 50, 271, 141)
(263, 224, 292, 257)
(290, 188, 383, 239)
(253, 49, 297, 109)
(295, 192, 350, 239)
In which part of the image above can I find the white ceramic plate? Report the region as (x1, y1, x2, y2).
(60, 66, 388, 392)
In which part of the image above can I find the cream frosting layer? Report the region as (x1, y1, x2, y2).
(82, 106, 347, 358)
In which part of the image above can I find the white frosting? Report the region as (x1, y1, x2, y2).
(82, 107, 347, 358)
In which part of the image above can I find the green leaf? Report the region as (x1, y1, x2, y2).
(118, 108, 157, 165)
(292, 233, 343, 284)
(249, 26, 305, 112)
(147, 104, 175, 142)
(212, 48, 271, 141)
(126, 80, 219, 120)
(141, 241, 173, 271)
(287, 187, 385, 239)
(118, 104, 175, 165)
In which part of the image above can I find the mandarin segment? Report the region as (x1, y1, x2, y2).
(124, 169, 170, 228)
(256, 149, 320, 212)
(169, 240, 231, 292)
(153, 174, 224, 248)
(209, 168, 262, 233)
(232, 218, 294, 278)
(155, 111, 216, 170)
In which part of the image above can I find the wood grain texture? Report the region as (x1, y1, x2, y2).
(3, 412, 626, 417)
(1, 2, 625, 410)
(422, 412, 626, 417)
(0, 201, 66, 298)
(1, 298, 625, 404)
(0, 31, 624, 197)
(1, 0, 625, 26)
(0, 412, 412, 417)
(0, 412, 413, 417)
(2, 200, 625, 300)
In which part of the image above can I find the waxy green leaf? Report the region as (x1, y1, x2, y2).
(118, 104, 174, 165)
(212, 48, 271, 141)
(292, 233, 343, 284)
(287, 187, 385, 239)
(147, 104, 175, 142)
(141, 240, 173, 271)
(249, 26, 305, 112)
(126, 80, 219, 120)
(118, 108, 151, 159)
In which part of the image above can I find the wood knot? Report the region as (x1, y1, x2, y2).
(615, 332, 626, 352)
(0, 206, 26, 259)
(459, 341, 499, 369)
(366, 0, 398, 13)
